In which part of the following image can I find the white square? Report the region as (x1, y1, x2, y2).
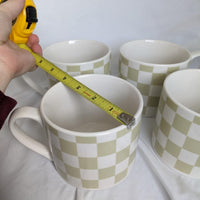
(94, 66, 104, 74)
(129, 61, 140, 70)
(99, 177, 115, 189)
(190, 167, 200, 178)
(162, 151, 177, 168)
(98, 154, 116, 169)
(143, 96, 148, 106)
(80, 169, 98, 180)
(168, 128, 186, 147)
(77, 143, 97, 157)
(149, 85, 162, 97)
(54, 156, 66, 173)
(155, 110, 162, 126)
(138, 71, 152, 84)
(62, 152, 79, 168)
(127, 79, 137, 87)
(178, 149, 198, 165)
(115, 158, 129, 174)
(163, 104, 176, 125)
(116, 132, 131, 152)
(129, 139, 138, 154)
(58, 132, 76, 143)
(80, 63, 93, 71)
(188, 123, 200, 141)
(176, 107, 194, 121)
(120, 63, 128, 77)
(97, 132, 116, 143)
(67, 175, 82, 187)
(153, 66, 168, 73)
(157, 130, 168, 148)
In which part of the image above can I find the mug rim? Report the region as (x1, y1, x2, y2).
(120, 39, 191, 67)
(163, 68, 200, 117)
(40, 74, 143, 137)
(43, 40, 111, 66)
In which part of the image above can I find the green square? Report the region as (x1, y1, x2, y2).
(117, 128, 129, 138)
(137, 83, 150, 96)
(194, 116, 200, 125)
(94, 60, 104, 68)
(48, 125, 58, 136)
(167, 66, 180, 74)
(166, 97, 178, 112)
(116, 146, 130, 164)
(175, 160, 193, 174)
(131, 122, 140, 142)
(151, 73, 166, 85)
(59, 139, 77, 156)
(67, 65, 80, 72)
(81, 70, 93, 74)
(128, 67, 139, 81)
(160, 118, 171, 137)
(65, 164, 80, 178)
(79, 157, 98, 169)
(115, 168, 128, 183)
(147, 96, 160, 107)
(183, 137, 200, 154)
(140, 65, 153, 72)
(121, 55, 129, 65)
(98, 140, 116, 156)
(99, 166, 115, 179)
(104, 62, 110, 74)
(82, 180, 99, 189)
(158, 96, 165, 113)
(52, 145, 63, 161)
(154, 140, 164, 157)
(172, 114, 192, 135)
(129, 150, 136, 165)
(166, 140, 181, 157)
(76, 137, 97, 144)
(195, 157, 200, 167)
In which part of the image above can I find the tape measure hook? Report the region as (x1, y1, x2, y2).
(117, 113, 135, 129)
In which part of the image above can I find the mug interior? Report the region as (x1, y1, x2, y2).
(120, 40, 190, 65)
(165, 69, 200, 114)
(41, 74, 142, 133)
(43, 40, 110, 64)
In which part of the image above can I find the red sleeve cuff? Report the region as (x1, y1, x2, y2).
(0, 91, 17, 129)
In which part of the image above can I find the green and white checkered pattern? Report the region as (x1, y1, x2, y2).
(152, 89, 200, 177)
(47, 122, 141, 189)
(119, 55, 188, 117)
(48, 53, 111, 86)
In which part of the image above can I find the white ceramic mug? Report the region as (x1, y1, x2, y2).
(119, 40, 200, 117)
(152, 69, 200, 178)
(23, 40, 111, 95)
(9, 74, 143, 190)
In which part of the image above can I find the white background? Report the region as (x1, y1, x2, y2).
(0, 0, 200, 199)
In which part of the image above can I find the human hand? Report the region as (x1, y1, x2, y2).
(0, 0, 42, 92)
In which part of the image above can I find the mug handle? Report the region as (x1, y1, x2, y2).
(9, 106, 52, 160)
(22, 74, 46, 96)
(191, 50, 200, 60)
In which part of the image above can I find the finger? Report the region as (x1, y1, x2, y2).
(0, 0, 24, 20)
(27, 34, 42, 56)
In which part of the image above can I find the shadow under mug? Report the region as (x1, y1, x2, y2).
(9, 74, 143, 190)
(119, 40, 200, 117)
(22, 40, 111, 95)
(152, 69, 200, 178)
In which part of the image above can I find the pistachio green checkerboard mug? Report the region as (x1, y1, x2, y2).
(22, 40, 111, 95)
(9, 74, 143, 190)
(152, 69, 200, 178)
(119, 40, 200, 117)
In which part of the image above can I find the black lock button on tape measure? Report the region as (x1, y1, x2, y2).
(18, 44, 135, 128)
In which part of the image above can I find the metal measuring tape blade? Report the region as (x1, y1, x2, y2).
(18, 44, 135, 128)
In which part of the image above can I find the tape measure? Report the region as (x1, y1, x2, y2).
(18, 44, 135, 128)
(0, 0, 135, 127)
